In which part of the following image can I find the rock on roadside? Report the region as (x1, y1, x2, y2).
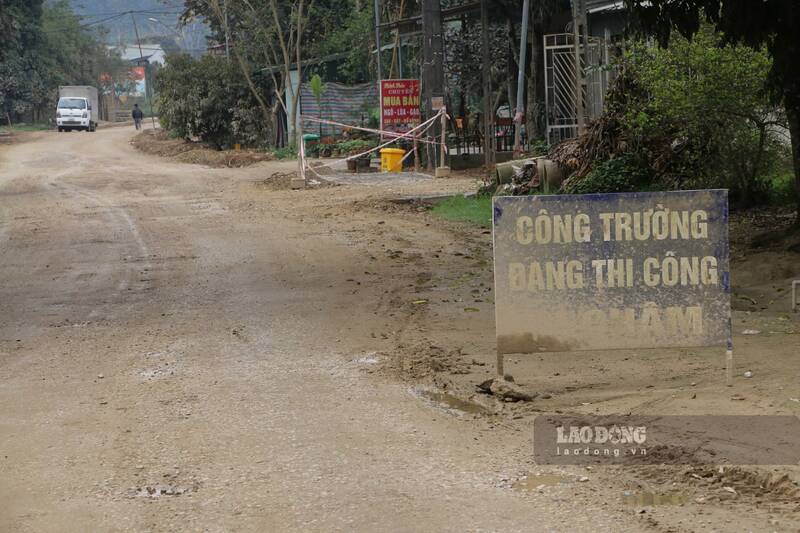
(488, 378, 536, 402)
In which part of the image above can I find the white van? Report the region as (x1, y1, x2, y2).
(56, 86, 99, 132)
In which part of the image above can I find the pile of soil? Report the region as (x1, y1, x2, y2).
(260, 171, 295, 190)
(132, 130, 273, 168)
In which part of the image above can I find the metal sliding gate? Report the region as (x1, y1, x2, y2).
(544, 33, 610, 145)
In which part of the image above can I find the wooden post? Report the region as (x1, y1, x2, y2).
(293, 136, 307, 189)
(440, 107, 447, 164)
(480, 0, 494, 169)
(435, 106, 450, 177)
(414, 135, 420, 172)
(374, 0, 383, 81)
(422, 0, 444, 168)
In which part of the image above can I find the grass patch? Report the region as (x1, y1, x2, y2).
(430, 194, 493, 226)
(272, 145, 297, 160)
(0, 123, 51, 134)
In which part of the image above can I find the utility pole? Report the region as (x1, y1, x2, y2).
(481, 0, 494, 169)
(374, 0, 382, 81)
(513, 0, 530, 157)
(223, 0, 231, 60)
(130, 12, 157, 130)
(397, 38, 403, 78)
(421, 0, 445, 171)
(571, 0, 585, 135)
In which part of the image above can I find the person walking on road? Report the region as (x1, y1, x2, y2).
(132, 104, 144, 130)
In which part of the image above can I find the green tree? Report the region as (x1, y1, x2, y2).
(0, 0, 127, 123)
(626, 0, 800, 222)
(180, 0, 321, 145)
(156, 54, 272, 149)
(0, 0, 45, 121)
(309, 73, 326, 137)
(620, 27, 785, 204)
(303, 1, 374, 83)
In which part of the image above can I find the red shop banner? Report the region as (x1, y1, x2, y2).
(380, 79, 421, 132)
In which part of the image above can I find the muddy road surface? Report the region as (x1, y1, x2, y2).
(0, 127, 642, 532)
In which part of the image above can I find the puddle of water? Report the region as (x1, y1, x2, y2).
(414, 389, 489, 415)
(512, 473, 570, 491)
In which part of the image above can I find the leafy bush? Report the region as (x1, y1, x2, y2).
(529, 139, 549, 157)
(563, 155, 651, 194)
(155, 54, 272, 150)
(366, 107, 380, 129)
(613, 26, 790, 203)
(334, 139, 376, 155)
(272, 145, 297, 160)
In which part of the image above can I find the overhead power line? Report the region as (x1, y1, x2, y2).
(40, 13, 128, 34)
(40, 10, 185, 35)
(79, 8, 185, 18)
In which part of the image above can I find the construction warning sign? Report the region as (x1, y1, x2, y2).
(380, 79, 421, 132)
(492, 190, 731, 354)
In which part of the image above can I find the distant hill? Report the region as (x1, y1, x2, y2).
(65, 0, 207, 54)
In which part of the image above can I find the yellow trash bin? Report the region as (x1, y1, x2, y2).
(380, 148, 406, 172)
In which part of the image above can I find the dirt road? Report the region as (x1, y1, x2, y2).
(2, 127, 798, 532)
(0, 127, 636, 532)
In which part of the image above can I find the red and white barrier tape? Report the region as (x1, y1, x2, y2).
(299, 110, 443, 177)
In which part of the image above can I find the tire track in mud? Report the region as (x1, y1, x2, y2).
(0, 201, 7, 252)
(50, 180, 153, 322)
